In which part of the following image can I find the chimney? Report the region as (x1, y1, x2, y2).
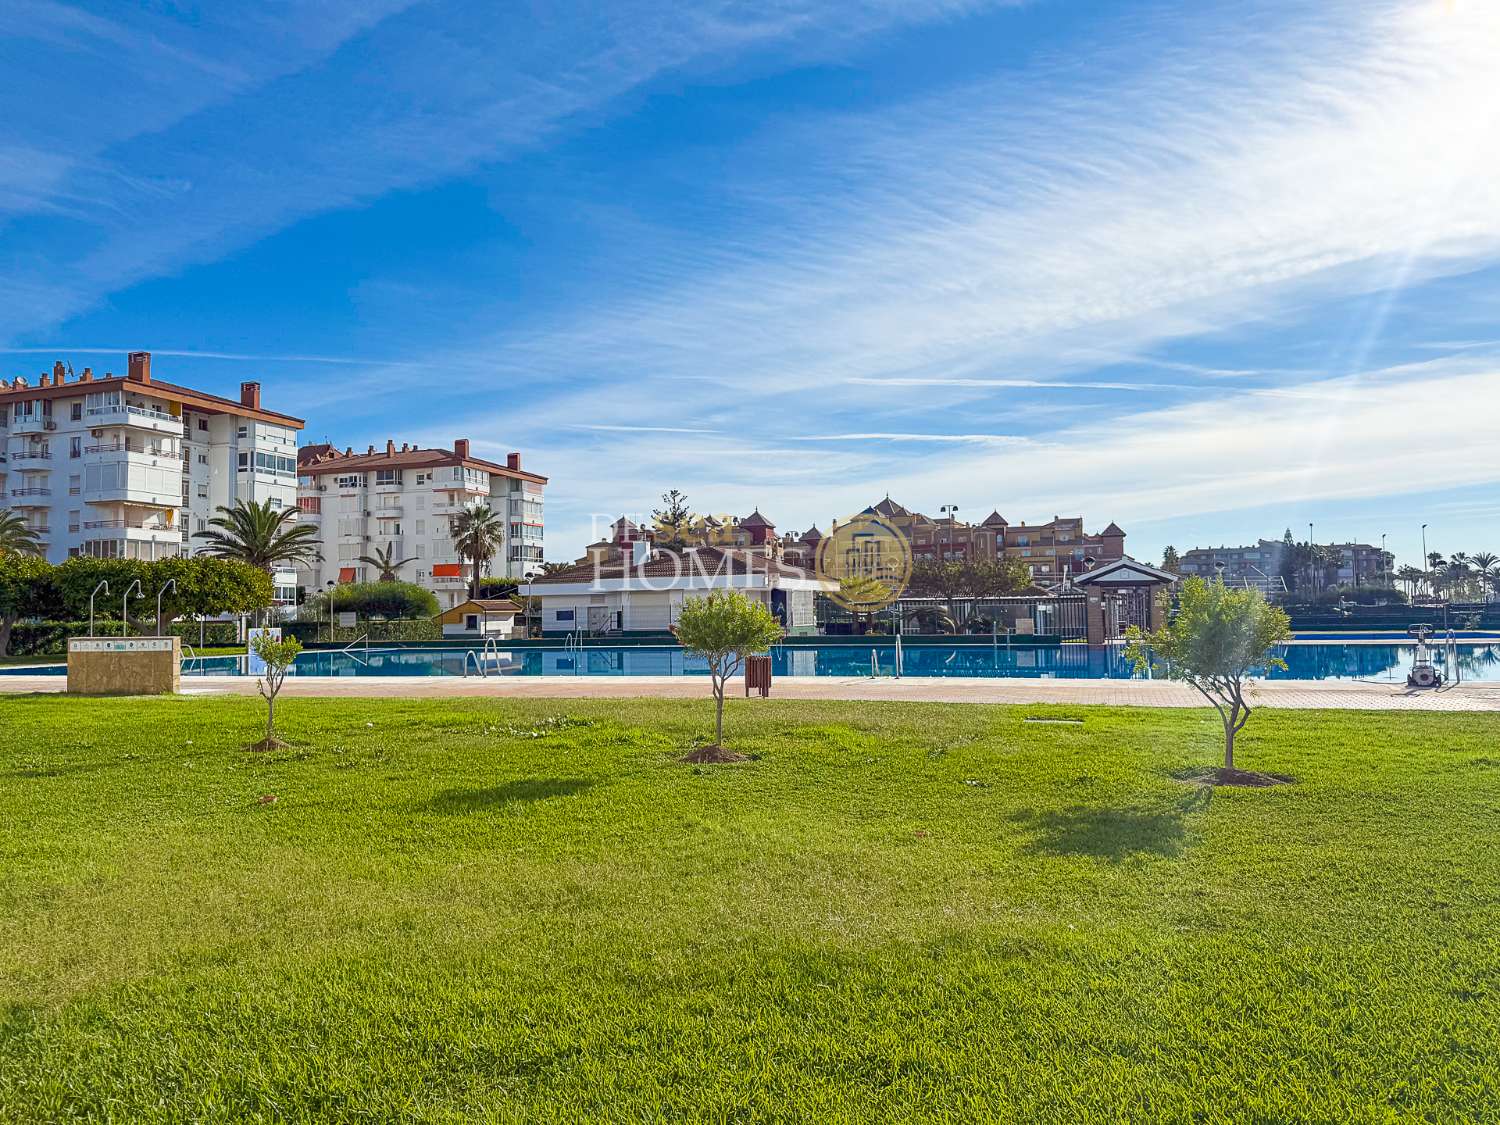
(240, 381, 261, 410)
(386, 439, 396, 456)
(401, 442, 410, 452)
(367, 444, 375, 455)
(128, 351, 151, 383)
(39, 372, 51, 388)
(454, 438, 470, 459)
(81, 367, 93, 382)
(506, 451, 521, 471)
(53, 361, 65, 382)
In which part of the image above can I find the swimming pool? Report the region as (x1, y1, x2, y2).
(9, 642, 1498, 681)
(20, 641, 1496, 681)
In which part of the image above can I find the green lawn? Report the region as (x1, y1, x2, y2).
(1, 695, 1496, 1122)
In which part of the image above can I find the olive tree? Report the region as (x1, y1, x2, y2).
(250, 633, 302, 751)
(1125, 577, 1292, 775)
(672, 590, 783, 762)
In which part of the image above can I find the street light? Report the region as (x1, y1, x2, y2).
(1214, 560, 1226, 584)
(1421, 523, 1429, 595)
(326, 579, 337, 642)
(939, 504, 959, 562)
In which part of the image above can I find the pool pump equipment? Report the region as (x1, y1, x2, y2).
(1406, 625, 1443, 689)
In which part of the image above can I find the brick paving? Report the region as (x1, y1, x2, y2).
(4, 673, 1499, 710)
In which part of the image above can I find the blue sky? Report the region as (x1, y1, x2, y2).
(4, 0, 1500, 566)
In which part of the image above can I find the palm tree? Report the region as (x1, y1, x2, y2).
(356, 542, 415, 582)
(195, 499, 321, 572)
(1470, 552, 1498, 602)
(449, 504, 506, 597)
(0, 511, 44, 557)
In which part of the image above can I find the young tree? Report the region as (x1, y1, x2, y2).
(449, 504, 505, 597)
(672, 590, 783, 762)
(1161, 546, 1182, 574)
(1125, 577, 1292, 779)
(652, 489, 693, 548)
(250, 633, 302, 751)
(0, 511, 45, 558)
(0, 554, 56, 657)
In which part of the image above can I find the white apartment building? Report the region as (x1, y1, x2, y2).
(296, 438, 545, 608)
(0, 352, 304, 606)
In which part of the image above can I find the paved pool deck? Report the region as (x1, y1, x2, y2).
(3, 674, 1499, 710)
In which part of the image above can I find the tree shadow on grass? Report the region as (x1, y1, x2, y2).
(1012, 790, 1208, 861)
(422, 777, 593, 813)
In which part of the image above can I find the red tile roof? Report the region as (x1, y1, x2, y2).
(298, 444, 546, 484)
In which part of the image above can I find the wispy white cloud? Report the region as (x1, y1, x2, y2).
(569, 423, 724, 434)
(788, 432, 1032, 445)
(0, 0, 1013, 341)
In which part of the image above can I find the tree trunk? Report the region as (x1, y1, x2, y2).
(267, 693, 275, 739)
(714, 677, 725, 746)
(1223, 707, 1237, 771)
(0, 614, 13, 658)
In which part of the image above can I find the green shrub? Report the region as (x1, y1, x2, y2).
(305, 581, 439, 621)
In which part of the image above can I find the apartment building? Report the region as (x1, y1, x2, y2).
(296, 438, 545, 608)
(0, 352, 303, 604)
(1181, 538, 1391, 594)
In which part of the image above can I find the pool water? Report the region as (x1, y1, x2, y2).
(10, 643, 1498, 681)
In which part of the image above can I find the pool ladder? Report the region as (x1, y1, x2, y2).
(463, 637, 507, 678)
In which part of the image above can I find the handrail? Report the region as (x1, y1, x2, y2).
(463, 649, 487, 678)
(182, 642, 200, 675)
(335, 632, 370, 666)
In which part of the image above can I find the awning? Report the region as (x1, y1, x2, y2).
(432, 563, 463, 578)
(337, 567, 357, 583)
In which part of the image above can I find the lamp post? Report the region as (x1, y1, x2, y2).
(939, 504, 958, 562)
(326, 579, 337, 643)
(1421, 523, 1429, 595)
(1214, 561, 1226, 585)
(1380, 532, 1387, 587)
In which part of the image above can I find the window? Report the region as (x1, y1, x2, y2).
(198, 419, 209, 432)
(70, 436, 81, 458)
(68, 474, 81, 495)
(68, 511, 80, 533)
(196, 483, 208, 499)
(70, 402, 82, 421)
(415, 472, 430, 485)
(465, 615, 478, 630)
(335, 474, 363, 489)
(269, 497, 282, 509)
(375, 469, 399, 486)
(237, 425, 248, 439)
(197, 454, 207, 465)
(415, 519, 425, 534)
(556, 609, 575, 622)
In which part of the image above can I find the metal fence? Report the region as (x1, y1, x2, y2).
(818, 593, 1089, 641)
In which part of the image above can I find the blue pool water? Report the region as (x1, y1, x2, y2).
(10, 643, 1499, 681)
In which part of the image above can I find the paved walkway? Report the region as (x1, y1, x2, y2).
(4, 674, 1499, 710)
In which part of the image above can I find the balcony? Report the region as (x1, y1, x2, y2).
(82, 484, 180, 508)
(9, 488, 51, 506)
(11, 450, 51, 462)
(12, 415, 58, 434)
(84, 404, 182, 434)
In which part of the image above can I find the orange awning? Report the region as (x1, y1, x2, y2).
(432, 563, 463, 578)
(337, 567, 357, 583)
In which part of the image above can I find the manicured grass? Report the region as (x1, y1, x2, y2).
(1, 695, 1497, 1121)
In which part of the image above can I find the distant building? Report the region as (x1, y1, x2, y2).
(779, 498, 1126, 585)
(1180, 538, 1392, 594)
(297, 438, 545, 608)
(529, 544, 835, 635)
(0, 351, 303, 608)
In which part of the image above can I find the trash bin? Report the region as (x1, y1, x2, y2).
(745, 654, 772, 698)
